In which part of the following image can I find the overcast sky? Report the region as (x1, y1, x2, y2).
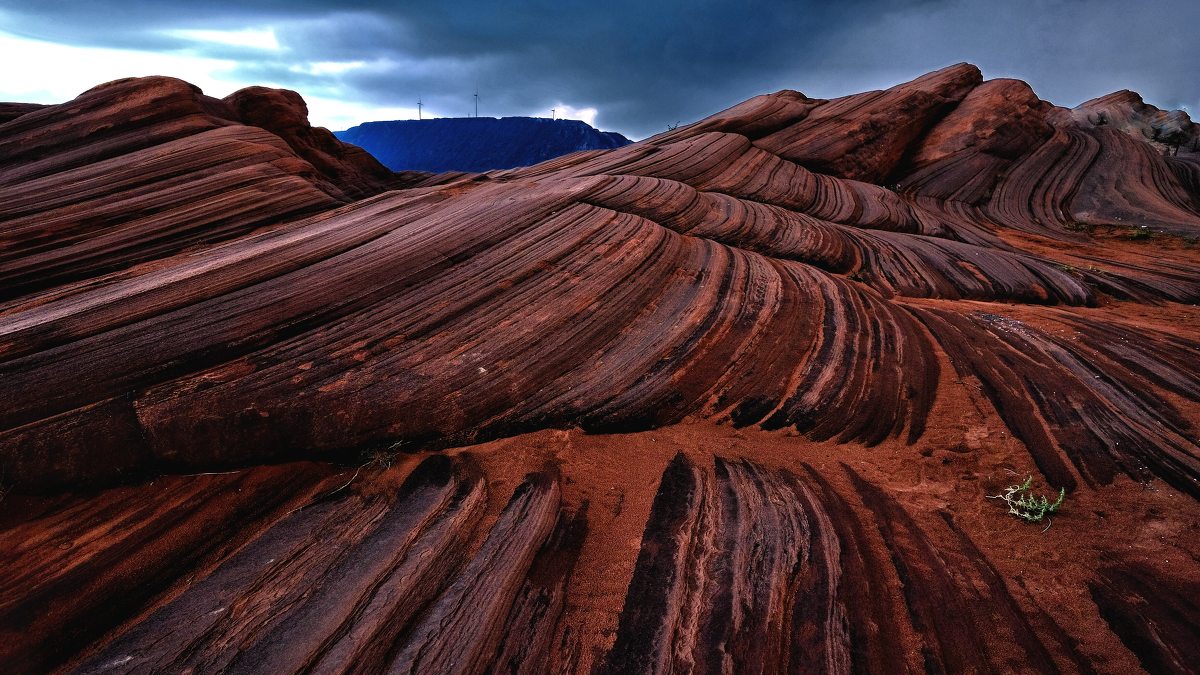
(0, 0, 1195, 139)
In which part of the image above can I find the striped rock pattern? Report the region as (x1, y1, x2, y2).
(2, 446, 1195, 673)
(3, 65, 1198, 495)
(1, 64, 1199, 673)
(0, 76, 433, 299)
(601, 454, 1097, 674)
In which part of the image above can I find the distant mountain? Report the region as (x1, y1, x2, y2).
(334, 116, 631, 172)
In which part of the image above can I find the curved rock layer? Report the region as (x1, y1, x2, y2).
(0, 77, 436, 298)
(2, 66, 1198, 497)
(2, 433, 1197, 674)
(1074, 90, 1199, 156)
(0, 66, 1199, 674)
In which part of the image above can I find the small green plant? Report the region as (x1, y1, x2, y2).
(1063, 221, 1094, 233)
(988, 476, 1065, 523)
(1125, 226, 1153, 241)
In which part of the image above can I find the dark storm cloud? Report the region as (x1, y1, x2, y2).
(1, 0, 1196, 138)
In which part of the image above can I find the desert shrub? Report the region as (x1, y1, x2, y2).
(988, 476, 1065, 523)
(1125, 226, 1153, 241)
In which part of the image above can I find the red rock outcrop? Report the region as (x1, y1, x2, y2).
(1, 65, 1198, 673)
(0, 102, 49, 124)
(222, 85, 401, 196)
(0, 77, 431, 298)
(3, 433, 1196, 673)
(1074, 89, 1199, 154)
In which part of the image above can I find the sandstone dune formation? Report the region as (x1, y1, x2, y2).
(1, 64, 1198, 673)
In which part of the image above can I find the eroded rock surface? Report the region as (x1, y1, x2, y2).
(3, 436, 1196, 674)
(1, 65, 1199, 674)
(0, 77, 435, 298)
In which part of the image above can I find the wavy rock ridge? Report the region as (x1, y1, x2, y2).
(0, 77, 441, 299)
(1, 64, 1199, 673)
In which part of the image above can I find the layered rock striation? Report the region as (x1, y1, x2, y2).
(0, 77, 436, 299)
(1, 64, 1199, 674)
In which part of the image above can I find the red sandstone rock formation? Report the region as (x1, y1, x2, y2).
(0, 102, 48, 124)
(0, 77, 436, 298)
(1074, 89, 1198, 155)
(1, 65, 1198, 673)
